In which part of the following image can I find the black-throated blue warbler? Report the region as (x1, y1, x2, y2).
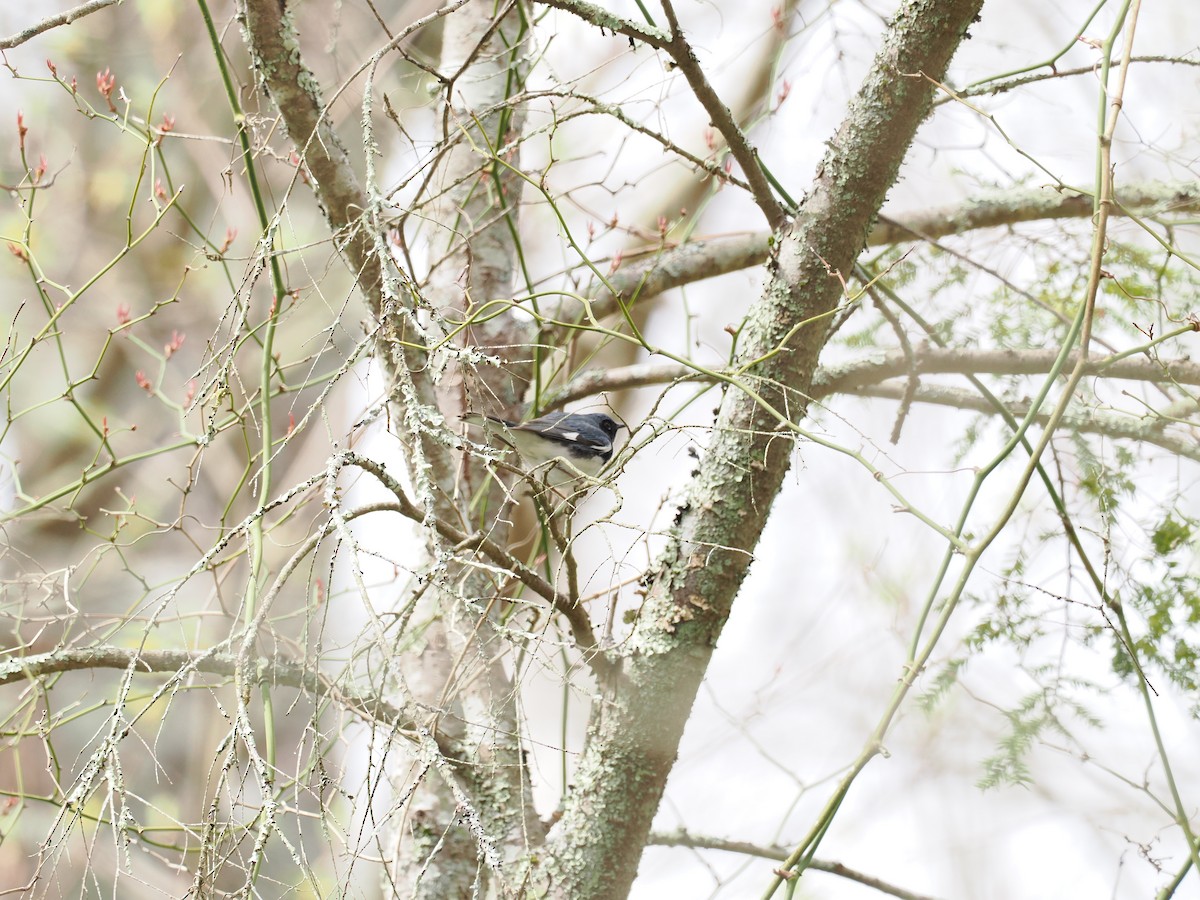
(462, 411, 624, 481)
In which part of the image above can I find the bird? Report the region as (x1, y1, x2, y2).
(462, 411, 625, 481)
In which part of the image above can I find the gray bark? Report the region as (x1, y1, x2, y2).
(385, 1, 544, 896)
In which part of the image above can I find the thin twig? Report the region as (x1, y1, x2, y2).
(338, 452, 619, 683)
(658, 0, 786, 229)
(651, 831, 944, 900)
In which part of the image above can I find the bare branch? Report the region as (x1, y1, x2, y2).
(658, 0, 787, 229)
(651, 831, 945, 900)
(548, 347, 1200, 409)
(814, 346, 1200, 394)
(538, 0, 786, 228)
(576, 180, 1200, 322)
(940, 55, 1200, 105)
(0, 0, 118, 49)
(545, 361, 701, 408)
(870, 180, 1200, 245)
(236, 0, 455, 493)
(236, 0, 382, 307)
(858, 381, 1200, 462)
(536, 0, 670, 49)
(0, 646, 420, 735)
(340, 453, 618, 682)
(546, 350, 1200, 459)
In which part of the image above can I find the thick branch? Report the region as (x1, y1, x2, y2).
(815, 346, 1200, 394)
(869, 180, 1200, 244)
(0, 646, 418, 733)
(857, 381, 1200, 462)
(235, 7, 541, 889)
(549, 353, 1200, 460)
(579, 180, 1200, 322)
(548, 345, 1200, 409)
(0, 0, 117, 49)
(651, 832, 944, 900)
(238, 1, 381, 307)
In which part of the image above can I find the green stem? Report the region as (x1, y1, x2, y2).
(197, 0, 290, 810)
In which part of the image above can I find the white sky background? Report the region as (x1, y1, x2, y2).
(1, 0, 1198, 897)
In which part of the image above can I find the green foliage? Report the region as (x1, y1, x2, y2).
(1111, 511, 1200, 714)
(1074, 436, 1136, 512)
(977, 691, 1058, 789)
(977, 683, 1100, 790)
(1151, 514, 1192, 556)
(916, 657, 967, 713)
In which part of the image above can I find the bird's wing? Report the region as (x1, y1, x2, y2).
(522, 417, 609, 450)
